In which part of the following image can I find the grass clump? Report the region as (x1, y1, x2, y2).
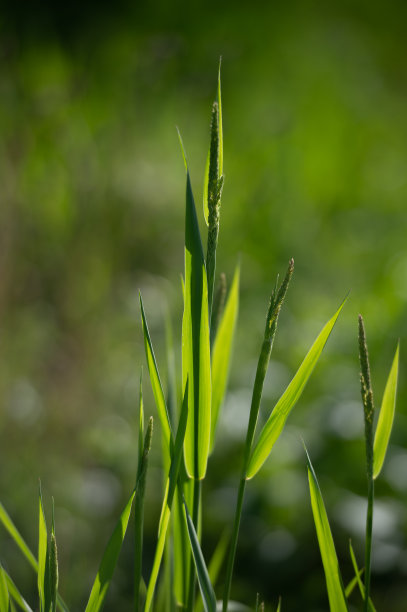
(0, 64, 399, 612)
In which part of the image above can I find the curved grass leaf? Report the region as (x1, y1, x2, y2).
(140, 293, 173, 460)
(210, 266, 239, 450)
(195, 530, 229, 612)
(3, 570, 33, 612)
(144, 384, 189, 612)
(246, 300, 345, 479)
(348, 542, 376, 612)
(182, 168, 211, 480)
(85, 490, 136, 612)
(373, 343, 399, 479)
(306, 448, 348, 612)
(0, 563, 10, 612)
(183, 500, 216, 612)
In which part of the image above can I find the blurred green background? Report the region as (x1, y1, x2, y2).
(1, 0, 407, 609)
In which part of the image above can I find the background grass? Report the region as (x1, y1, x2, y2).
(1, 1, 406, 609)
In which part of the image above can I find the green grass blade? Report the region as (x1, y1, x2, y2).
(173, 480, 192, 607)
(0, 563, 10, 612)
(276, 597, 281, 612)
(344, 568, 364, 598)
(38, 483, 50, 612)
(3, 570, 33, 612)
(183, 499, 216, 612)
(349, 542, 376, 612)
(195, 530, 229, 612)
(85, 490, 136, 612)
(140, 293, 173, 459)
(0, 503, 38, 572)
(246, 300, 345, 479)
(50, 501, 58, 612)
(135, 416, 154, 612)
(306, 448, 348, 612)
(373, 343, 399, 479)
(182, 168, 211, 480)
(144, 384, 189, 612)
(210, 267, 239, 450)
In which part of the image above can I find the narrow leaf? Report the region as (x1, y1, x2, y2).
(140, 293, 173, 459)
(373, 343, 399, 479)
(183, 499, 216, 612)
(85, 491, 136, 612)
(38, 483, 49, 612)
(3, 570, 33, 612)
(306, 449, 348, 612)
(50, 500, 58, 612)
(182, 169, 211, 480)
(195, 530, 229, 612)
(144, 384, 189, 612)
(0, 563, 10, 612)
(210, 267, 239, 450)
(246, 300, 345, 479)
(349, 542, 376, 612)
(0, 503, 38, 571)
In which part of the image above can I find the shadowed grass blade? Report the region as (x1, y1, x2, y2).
(276, 597, 281, 612)
(144, 383, 189, 612)
(0, 563, 10, 612)
(246, 300, 345, 479)
(183, 499, 216, 612)
(173, 483, 191, 608)
(3, 570, 33, 612)
(50, 501, 58, 612)
(85, 490, 136, 612)
(195, 530, 229, 612)
(182, 164, 211, 480)
(306, 448, 348, 612)
(349, 542, 376, 612)
(140, 293, 173, 459)
(210, 266, 239, 450)
(373, 343, 399, 479)
(0, 503, 37, 571)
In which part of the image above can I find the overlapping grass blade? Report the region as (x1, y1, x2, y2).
(140, 293, 173, 459)
(246, 300, 345, 479)
(3, 570, 33, 612)
(182, 154, 211, 480)
(306, 448, 348, 612)
(373, 343, 399, 479)
(38, 483, 50, 612)
(210, 266, 239, 449)
(173, 483, 191, 607)
(50, 501, 58, 612)
(0, 563, 10, 612)
(144, 383, 189, 612)
(195, 530, 229, 612)
(349, 542, 376, 612)
(183, 499, 216, 612)
(0, 503, 37, 572)
(85, 490, 136, 612)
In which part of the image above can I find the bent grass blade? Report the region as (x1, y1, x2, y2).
(0, 563, 10, 612)
(3, 570, 33, 612)
(183, 500, 216, 612)
(246, 300, 345, 479)
(210, 266, 239, 450)
(306, 448, 348, 612)
(0, 503, 37, 572)
(349, 542, 376, 612)
(373, 343, 399, 479)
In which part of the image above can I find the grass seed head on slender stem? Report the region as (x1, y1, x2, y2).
(358, 314, 374, 429)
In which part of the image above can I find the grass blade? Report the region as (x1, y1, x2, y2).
(210, 266, 239, 450)
(305, 447, 348, 612)
(349, 542, 376, 612)
(195, 530, 229, 612)
(135, 414, 154, 612)
(38, 483, 50, 612)
(183, 499, 216, 612)
(85, 490, 136, 612)
(373, 343, 399, 479)
(3, 570, 33, 612)
(0, 503, 38, 572)
(144, 383, 189, 612)
(173, 483, 191, 607)
(182, 166, 211, 480)
(50, 501, 58, 612)
(246, 299, 345, 479)
(276, 597, 281, 612)
(0, 563, 10, 612)
(140, 293, 173, 459)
